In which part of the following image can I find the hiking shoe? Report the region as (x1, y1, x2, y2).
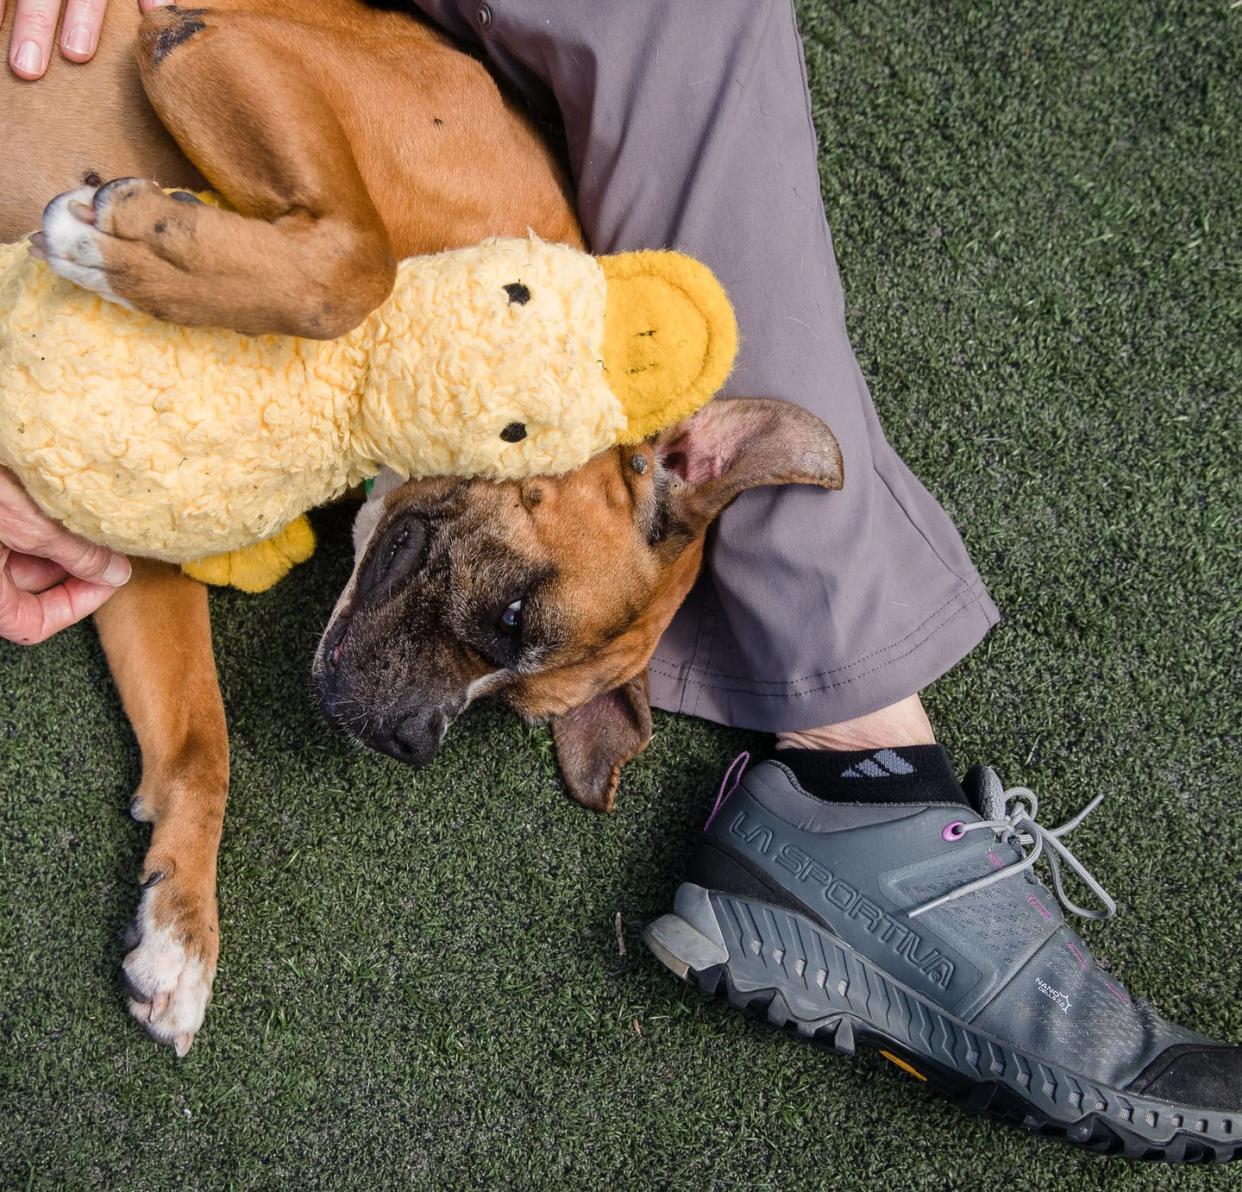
(643, 754, 1241, 1163)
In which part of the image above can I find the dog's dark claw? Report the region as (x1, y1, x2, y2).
(93, 177, 146, 210)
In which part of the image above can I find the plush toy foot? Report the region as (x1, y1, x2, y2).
(181, 516, 316, 593)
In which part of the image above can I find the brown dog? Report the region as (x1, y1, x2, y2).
(1, 0, 842, 1054)
(316, 401, 842, 805)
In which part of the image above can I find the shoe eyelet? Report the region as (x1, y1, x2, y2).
(941, 821, 966, 842)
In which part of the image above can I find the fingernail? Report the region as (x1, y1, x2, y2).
(103, 555, 132, 586)
(13, 41, 43, 76)
(63, 26, 93, 57)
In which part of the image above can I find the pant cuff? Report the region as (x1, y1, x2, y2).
(647, 577, 999, 734)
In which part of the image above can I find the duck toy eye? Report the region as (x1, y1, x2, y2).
(503, 282, 530, 305)
(500, 422, 527, 443)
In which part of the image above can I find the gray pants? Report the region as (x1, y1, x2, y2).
(414, 0, 1000, 732)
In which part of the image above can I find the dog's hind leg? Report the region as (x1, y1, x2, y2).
(94, 560, 228, 1055)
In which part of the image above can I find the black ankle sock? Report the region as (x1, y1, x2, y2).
(774, 745, 969, 807)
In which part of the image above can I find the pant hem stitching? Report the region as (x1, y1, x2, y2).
(648, 581, 995, 700)
(650, 576, 989, 690)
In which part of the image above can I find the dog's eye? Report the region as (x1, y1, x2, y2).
(385, 526, 409, 560)
(503, 282, 531, 305)
(498, 599, 523, 636)
(361, 515, 429, 596)
(374, 524, 410, 584)
(500, 422, 527, 443)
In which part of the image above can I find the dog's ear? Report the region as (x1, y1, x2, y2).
(551, 671, 653, 813)
(656, 397, 843, 544)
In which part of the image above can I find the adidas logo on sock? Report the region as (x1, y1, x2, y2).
(841, 749, 915, 779)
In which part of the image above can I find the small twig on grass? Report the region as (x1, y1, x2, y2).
(614, 910, 626, 956)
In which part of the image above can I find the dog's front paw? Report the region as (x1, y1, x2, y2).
(33, 178, 208, 314)
(122, 868, 218, 1056)
(34, 183, 136, 308)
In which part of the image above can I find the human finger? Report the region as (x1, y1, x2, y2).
(0, 558, 117, 643)
(58, 0, 106, 62)
(6, 551, 68, 592)
(8, 0, 60, 79)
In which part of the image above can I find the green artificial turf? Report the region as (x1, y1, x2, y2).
(2, 1, 1239, 1187)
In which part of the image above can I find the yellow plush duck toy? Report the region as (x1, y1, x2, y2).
(0, 235, 737, 592)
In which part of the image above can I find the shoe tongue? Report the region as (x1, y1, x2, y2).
(961, 764, 1007, 818)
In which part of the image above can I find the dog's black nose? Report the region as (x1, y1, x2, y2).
(374, 707, 449, 768)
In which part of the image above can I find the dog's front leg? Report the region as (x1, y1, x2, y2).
(37, 6, 395, 339)
(94, 560, 227, 1055)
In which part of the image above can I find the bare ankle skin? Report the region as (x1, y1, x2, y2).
(776, 693, 935, 752)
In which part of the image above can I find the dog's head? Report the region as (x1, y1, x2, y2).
(313, 398, 842, 810)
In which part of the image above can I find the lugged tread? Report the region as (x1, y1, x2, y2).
(643, 887, 1240, 1165)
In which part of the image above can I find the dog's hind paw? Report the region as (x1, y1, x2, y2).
(122, 871, 218, 1056)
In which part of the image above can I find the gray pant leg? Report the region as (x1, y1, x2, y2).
(414, 0, 999, 732)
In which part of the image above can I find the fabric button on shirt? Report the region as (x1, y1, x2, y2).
(476, 4, 493, 30)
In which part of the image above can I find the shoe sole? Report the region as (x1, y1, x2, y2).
(644, 884, 1240, 1165)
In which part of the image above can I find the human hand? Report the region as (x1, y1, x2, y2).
(4, 0, 170, 80)
(0, 467, 131, 644)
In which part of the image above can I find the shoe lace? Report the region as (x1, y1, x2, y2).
(906, 785, 1117, 922)
(704, 751, 750, 830)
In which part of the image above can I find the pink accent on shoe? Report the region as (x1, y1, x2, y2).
(986, 850, 1005, 869)
(941, 821, 966, 842)
(1026, 893, 1053, 922)
(1103, 978, 1130, 1005)
(705, 751, 750, 830)
(1065, 939, 1091, 972)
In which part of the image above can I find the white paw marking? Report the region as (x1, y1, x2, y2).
(41, 186, 134, 310)
(123, 886, 214, 1056)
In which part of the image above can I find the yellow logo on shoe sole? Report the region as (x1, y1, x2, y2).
(879, 1050, 928, 1082)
